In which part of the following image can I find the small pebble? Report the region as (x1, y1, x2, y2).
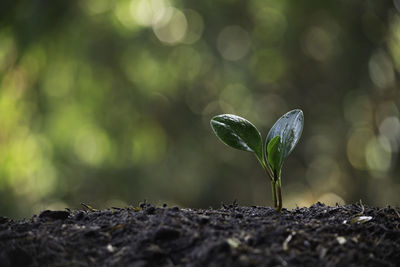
(171, 206, 179, 212)
(146, 206, 156, 215)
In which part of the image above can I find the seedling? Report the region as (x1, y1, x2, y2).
(210, 109, 304, 212)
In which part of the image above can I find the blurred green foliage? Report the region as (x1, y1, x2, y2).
(0, 0, 399, 218)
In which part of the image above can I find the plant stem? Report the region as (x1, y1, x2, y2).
(257, 156, 274, 182)
(271, 180, 277, 208)
(264, 166, 274, 182)
(276, 178, 282, 213)
(257, 154, 276, 208)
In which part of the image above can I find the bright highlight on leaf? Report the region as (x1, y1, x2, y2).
(210, 114, 263, 164)
(266, 109, 304, 177)
(266, 109, 304, 160)
(210, 109, 304, 212)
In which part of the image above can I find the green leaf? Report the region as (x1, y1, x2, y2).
(266, 135, 284, 176)
(265, 109, 304, 173)
(210, 114, 263, 162)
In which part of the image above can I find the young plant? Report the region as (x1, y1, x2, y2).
(210, 109, 304, 212)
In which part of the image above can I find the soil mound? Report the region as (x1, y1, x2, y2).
(1, 202, 399, 266)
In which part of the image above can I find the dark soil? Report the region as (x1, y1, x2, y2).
(1, 202, 400, 266)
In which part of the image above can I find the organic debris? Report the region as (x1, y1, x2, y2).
(0, 203, 399, 266)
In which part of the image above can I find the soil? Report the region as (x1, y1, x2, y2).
(0, 202, 399, 267)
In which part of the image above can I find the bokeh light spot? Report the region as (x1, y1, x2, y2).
(368, 50, 395, 89)
(217, 25, 251, 61)
(182, 9, 204, 44)
(251, 6, 287, 46)
(47, 105, 88, 148)
(5, 132, 56, 200)
(388, 14, 400, 71)
(365, 136, 392, 174)
(81, 0, 114, 15)
(346, 128, 374, 170)
(113, 0, 140, 30)
(43, 60, 75, 98)
(394, 0, 400, 13)
(153, 7, 188, 45)
(74, 125, 111, 166)
(0, 87, 21, 132)
(302, 26, 334, 61)
(132, 122, 167, 165)
(251, 49, 285, 83)
(0, 31, 16, 72)
(343, 92, 373, 126)
(121, 49, 174, 94)
(167, 46, 202, 82)
(379, 116, 400, 152)
(131, 0, 170, 27)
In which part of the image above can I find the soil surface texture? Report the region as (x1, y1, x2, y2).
(0, 202, 399, 267)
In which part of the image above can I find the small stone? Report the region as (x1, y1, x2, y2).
(199, 216, 209, 224)
(146, 206, 156, 215)
(106, 244, 115, 253)
(336, 236, 347, 245)
(239, 255, 250, 264)
(154, 227, 180, 240)
(75, 211, 86, 221)
(39, 210, 70, 220)
(171, 206, 179, 212)
(0, 216, 10, 224)
(226, 238, 240, 249)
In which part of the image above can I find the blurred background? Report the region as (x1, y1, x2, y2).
(0, 0, 399, 219)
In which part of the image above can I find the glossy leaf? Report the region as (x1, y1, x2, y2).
(266, 135, 284, 176)
(265, 109, 304, 172)
(210, 114, 263, 162)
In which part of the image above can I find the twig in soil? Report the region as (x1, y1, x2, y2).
(373, 234, 386, 248)
(282, 231, 296, 251)
(81, 203, 97, 212)
(358, 199, 365, 215)
(394, 208, 400, 219)
(232, 199, 238, 207)
(221, 200, 239, 209)
(139, 199, 148, 209)
(276, 255, 288, 267)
